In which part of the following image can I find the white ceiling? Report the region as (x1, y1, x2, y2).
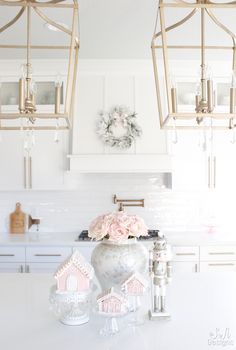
(0, 0, 157, 59)
(0, 0, 235, 60)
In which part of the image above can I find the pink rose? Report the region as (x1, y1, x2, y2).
(88, 211, 148, 242)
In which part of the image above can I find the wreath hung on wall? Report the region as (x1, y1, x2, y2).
(96, 106, 142, 149)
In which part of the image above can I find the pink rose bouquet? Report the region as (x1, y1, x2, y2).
(88, 211, 148, 243)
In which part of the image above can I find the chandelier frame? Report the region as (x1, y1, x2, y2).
(0, 0, 79, 131)
(151, 0, 236, 130)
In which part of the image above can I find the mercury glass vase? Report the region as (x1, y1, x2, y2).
(91, 238, 148, 290)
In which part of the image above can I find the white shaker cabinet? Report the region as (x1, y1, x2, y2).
(69, 60, 171, 173)
(170, 132, 207, 190)
(0, 246, 25, 273)
(29, 131, 69, 190)
(20, 246, 72, 273)
(25, 246, 72, 263)
(200, 245, 236, 272)
(171, 130, 236, 190)
(172, 261, 199, 273)
(200, 261, 236, 272)
(172, 245, 199, 273)
(0, 132, 25, 190)
(0, 263, 25, 273)
(0, 131, 69, 190)
(25, 263, 62, 273)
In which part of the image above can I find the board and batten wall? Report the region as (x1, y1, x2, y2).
(72, 60, 167, 155)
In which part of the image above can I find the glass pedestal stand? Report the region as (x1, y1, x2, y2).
(97, 311, 127, 337)
(49, 285, 90, 326)
(127, 296, 145, 326)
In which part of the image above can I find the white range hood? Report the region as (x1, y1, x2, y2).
(68, 154, 172, 173)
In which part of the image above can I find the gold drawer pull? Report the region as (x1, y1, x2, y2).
(209, 252, 235, 255)
(34, 254, 62, 257)
(176, 253, 196, 256)
(208, 263, 235, 266)
(0, 254, 15, 257)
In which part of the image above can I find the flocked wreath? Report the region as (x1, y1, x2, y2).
(96, 106, 142, 149)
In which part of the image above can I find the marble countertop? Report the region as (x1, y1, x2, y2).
(0, 272, 235, 350)
(0, 230, 236, 246)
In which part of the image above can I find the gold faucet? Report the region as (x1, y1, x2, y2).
(113, 194, 145, 211)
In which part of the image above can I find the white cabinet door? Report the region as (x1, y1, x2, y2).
(0, 129, 69, 191)
(170, 132, 207, 190)
(26, 246, 72, 263)
(172, 246, 199, 262)
(26, 262, 60, 273)
(200, 245, 236, 261)
(200, 261, 236, 272)
(0, 263, 24, 273)
(172, 261, 199, 273)
(0, 132, 25, 190)
(30, 131, 69, 190)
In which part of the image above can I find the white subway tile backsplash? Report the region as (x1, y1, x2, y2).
(0, 173, 234, 235)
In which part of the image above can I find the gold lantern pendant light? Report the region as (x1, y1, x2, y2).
(151, 0, 236, 131)
(0, 0, 79, 131)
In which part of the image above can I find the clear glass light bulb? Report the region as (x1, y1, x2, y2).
(170, 74, 176, 89)
(55, 73, 62, 88)
(21, 64, 27, 79)
(196, 83, 201, 96)
(231, 70, 236, 88)
(206, 64, 213, 80)
(30, 79, 37, 95)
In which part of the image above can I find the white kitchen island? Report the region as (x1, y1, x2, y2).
(1, 272, 236, 350)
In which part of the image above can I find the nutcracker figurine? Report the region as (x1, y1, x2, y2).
(149, 233, 172, 320)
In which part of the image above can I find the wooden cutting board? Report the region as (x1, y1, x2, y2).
(9, 203, 26, 234)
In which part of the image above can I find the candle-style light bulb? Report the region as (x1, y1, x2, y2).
(55, 73, 62, 114)
(231, 71, 236, 88)
(207, 65, 214, 113)
(230, 70, 236, 114)
(195, 82, 201, 112)
(170, 75, 177, 114)
(21, 64, 27, 79)
(19, 64, 26, 113)
(29, 79, 37, 111)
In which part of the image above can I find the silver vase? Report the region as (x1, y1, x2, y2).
(91, 239, 148, 290)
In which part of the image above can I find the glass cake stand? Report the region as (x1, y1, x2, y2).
(49, 285, 91, 326)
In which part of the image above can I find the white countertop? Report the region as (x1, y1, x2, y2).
(1, 272, 236, 350)
(0, 230, 236, 246)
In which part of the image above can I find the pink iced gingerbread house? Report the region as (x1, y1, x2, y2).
(121, 272, 148, 296)
(54, 250, 94, 293)
(97, 287, 127, 314)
